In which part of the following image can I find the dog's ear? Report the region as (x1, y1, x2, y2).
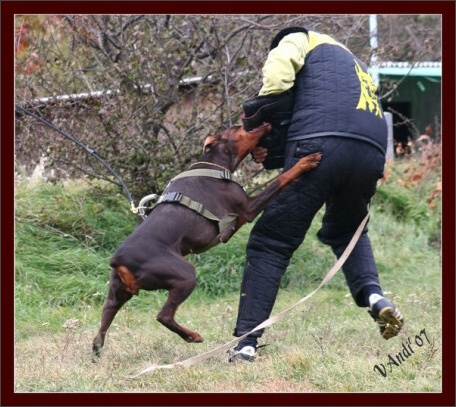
(203, 136, 217, 153)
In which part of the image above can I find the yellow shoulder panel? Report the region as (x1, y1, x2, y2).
(307, 31, 352, 54)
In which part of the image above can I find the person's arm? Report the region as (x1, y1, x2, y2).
(258, 32, 309, 96)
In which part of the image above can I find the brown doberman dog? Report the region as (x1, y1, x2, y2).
(92, 123, 321, 359)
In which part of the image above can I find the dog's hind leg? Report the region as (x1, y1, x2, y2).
(92, 269, 133, 361)
(156, 260, 204, 343)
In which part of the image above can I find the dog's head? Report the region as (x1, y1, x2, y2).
(202, 123, 272, 171)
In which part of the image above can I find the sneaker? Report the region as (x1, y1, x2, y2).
(368, 297, 404, 339)
(226, 345, 256, 363)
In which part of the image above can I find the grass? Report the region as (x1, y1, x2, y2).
(13, 155, 443, 394)
(14, 286, 442, 393)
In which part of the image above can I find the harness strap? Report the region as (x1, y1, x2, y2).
(155, 166, 242, 250)
(157, 191, 222, 223)
(157, 191, 238, 251)
(170, 168, 240, 184)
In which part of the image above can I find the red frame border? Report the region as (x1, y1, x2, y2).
(2, 2, 454, 406)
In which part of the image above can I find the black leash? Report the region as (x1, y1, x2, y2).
(15, 104, 137, 212)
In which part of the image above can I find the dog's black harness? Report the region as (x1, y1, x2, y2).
(155, 168, 241, 251)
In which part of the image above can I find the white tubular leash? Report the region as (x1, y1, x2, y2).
(128, 212, 370, 378)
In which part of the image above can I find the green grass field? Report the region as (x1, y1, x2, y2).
(14, 156, 442, 393)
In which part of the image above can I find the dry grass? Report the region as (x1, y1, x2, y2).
(14, 285, 442, 394)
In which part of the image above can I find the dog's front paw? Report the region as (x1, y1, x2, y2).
(297, 152, 322, 171)
(184, 332, 204, 343)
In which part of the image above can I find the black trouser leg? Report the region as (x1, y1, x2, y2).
(233, 137, 386, 345)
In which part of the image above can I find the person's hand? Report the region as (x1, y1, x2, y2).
(251, 146, 268, 163)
